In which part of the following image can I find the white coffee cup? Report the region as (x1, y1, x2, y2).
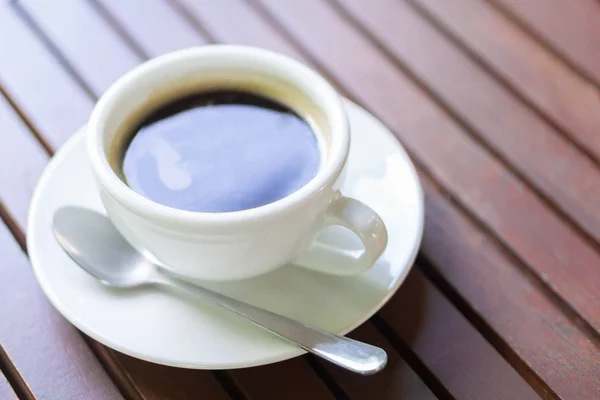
(87, 45, 387, 281)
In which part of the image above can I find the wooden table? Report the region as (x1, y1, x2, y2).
(1, 0, 599, 398)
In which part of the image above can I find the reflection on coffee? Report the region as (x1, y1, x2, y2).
(119, 90, 321, 212)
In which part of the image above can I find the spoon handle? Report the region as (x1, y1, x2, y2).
(156, 270, 387, 375)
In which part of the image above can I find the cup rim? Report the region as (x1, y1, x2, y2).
(87, 45, 349, 227)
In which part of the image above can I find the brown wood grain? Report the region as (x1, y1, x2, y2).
(318, 323, 438, 400)
(174, 0, 307, 61)
(114, 355, 231, 400)
(256, 0, 600, 352)
(337, 0, 600, 245)
(410, 0, 600, 163)
(94, 0, 206, 57)
(228, 359, 337, 400)
(0, 104, 123, 400)
(381, 269, 540, 400)
(0, 372, 17, 400)
(419, 173, 600, 399)
(0, 94, 123, 400)
(489, 0, 600, 86)
(0, 4, 92, 148)
(19, 0, 139, 96)
(0, 95, 49, 230)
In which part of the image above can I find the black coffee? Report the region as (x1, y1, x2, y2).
(120, 90, 321, 212)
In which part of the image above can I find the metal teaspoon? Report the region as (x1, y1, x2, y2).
(52, 206, 387, 375)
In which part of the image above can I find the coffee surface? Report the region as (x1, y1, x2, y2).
(121, 91, 321, 212)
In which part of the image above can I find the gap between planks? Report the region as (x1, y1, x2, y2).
(368, 314, 456, 400)
(0, 320, 35, 400)
(0, 141, 140, 400)
(417, 169, 600, 386)
(484, 0, 600, 89)
(11, 2, 97, 99)
(416, 255, 558, 399)
(0, 369, 19, 400)
(87, 0, 149, 60)
(403, 0, 600, 170)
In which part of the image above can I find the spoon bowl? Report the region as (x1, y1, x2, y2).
(53, 207, 154, 288)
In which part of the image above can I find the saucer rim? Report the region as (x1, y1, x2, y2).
(27, 99, 424, 369)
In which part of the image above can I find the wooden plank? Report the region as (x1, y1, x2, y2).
(221, 324, 438, 400)
(19, 0, 139, 96)
(318, 323, 437, 400)
(174, 0, 306, 61)
(0, 94, 49, 229)
(0, 94, 122, 400)
(337, 0, 600, 245)
(0, 222, 124, 400)
(381, 269, 539, 400)
(256, 0, 600, 350)
(489, 0, 600, 86)
(114, 355, 231, 400)
(0, 372, 17, 400)
(0, 3, 92, 148)
(94, 0, 206, 58)
(419, 174, 600, 399)
(410, 0, 600, 163)
(169, 1, 536, 398)
(229, 359, 337, 400)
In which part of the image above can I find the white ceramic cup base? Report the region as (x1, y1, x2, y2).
(28, 99, 424, 369)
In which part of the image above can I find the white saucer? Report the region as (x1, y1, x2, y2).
(27, 99, 424, 369)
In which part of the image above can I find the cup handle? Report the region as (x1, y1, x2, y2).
(293, 193, 388, 275)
